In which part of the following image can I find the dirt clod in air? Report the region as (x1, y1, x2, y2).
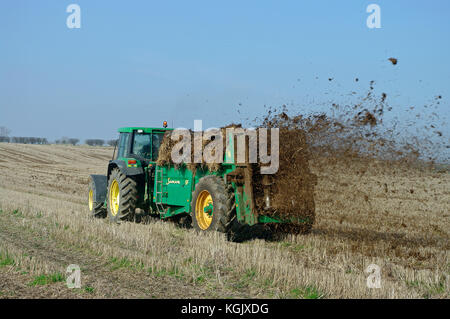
(388, 57, 398, 65)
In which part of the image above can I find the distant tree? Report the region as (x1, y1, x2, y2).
(107, 139, 118, 147)
(0, 126, 11, 137)
(0, 136, 10, 143)
(68, 138, 80, 145)
(60, 137, 70, 144)
(54, 137, 79, 145)
(85, 139, 105, 146)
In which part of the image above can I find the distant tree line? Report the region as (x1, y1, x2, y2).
(0, 137, 118, 146)
(0, 126, 49, 145)
(1, 125, 117, 147)
(55, 137, 80, 145)
(85, 139, 105, 146)
(85, 139, 118, 147)
(0, 136, 49, 144)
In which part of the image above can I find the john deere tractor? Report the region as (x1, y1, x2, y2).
(88, 125, 313, 241)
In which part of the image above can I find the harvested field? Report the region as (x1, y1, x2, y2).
(0, 143, 448, 299)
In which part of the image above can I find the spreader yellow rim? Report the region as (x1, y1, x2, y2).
(195, 190, 213, 230)
(109, 180, 120, 216)
(88, 189, 94, 211)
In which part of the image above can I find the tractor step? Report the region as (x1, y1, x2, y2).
(154, 166, 165, 214)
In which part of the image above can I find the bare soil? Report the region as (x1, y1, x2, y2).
(0, 143, 448, 299)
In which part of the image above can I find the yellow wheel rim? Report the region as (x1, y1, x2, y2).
(195, 190, 213, 230)
(88, 189, 94, 211)
(109, 180, 120, 216)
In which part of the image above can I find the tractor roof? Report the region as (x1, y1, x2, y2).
(118, 127, 173, 133)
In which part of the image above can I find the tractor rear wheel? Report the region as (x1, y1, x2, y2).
(88, 179, 106, 218)
(107, 168, 137, 223)
(191, 175, 240, 240)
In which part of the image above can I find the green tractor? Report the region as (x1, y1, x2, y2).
(88, 125, 313, 241)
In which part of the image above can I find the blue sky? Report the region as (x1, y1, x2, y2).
(0, 1, 449, 148)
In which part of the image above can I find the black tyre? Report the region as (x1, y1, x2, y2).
(88, 178, 106, 218)
(107, 168, 138, 223)
(191, 175, 242, 240)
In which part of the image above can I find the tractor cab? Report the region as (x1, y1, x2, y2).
(114, 126, 172, 164)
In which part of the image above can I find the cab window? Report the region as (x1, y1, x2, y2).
(132, 133, 152, 159)
(116, 132, 130, 159)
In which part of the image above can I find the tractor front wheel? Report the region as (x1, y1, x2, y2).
(107, 168, 138, 223)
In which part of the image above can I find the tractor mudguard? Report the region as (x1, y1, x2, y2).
(89, 174, 108, 203)
(108, 160, 144, 177)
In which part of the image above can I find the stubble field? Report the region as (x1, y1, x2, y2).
(0, 143, 448, 298)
